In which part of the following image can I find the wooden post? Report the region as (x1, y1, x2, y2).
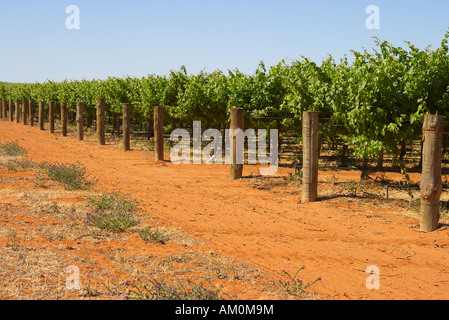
(1, 99, 4, 119)
(15, 100, 20, 124)
(22, 100, 27, 125)
(2, 99, 7, 120)
(96, 98, 106, 145)
(154, 106, 164, 161)
(38, 101, 45, 130)
(420, 114, 444, 232)
(28, 100, 34, 127)
(302, 111, 319, 203)
(229, 108, 245, 180)
(76, 102, 84, 141)
(9, 100, 14, 122)
(0, 99, 3, 119)
(61, 102, 68, 136)
(49, 100, 55, 133)
(122, 103, 131, 152)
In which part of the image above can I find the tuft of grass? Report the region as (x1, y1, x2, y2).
(82, 281, 99, 297)
(34, 172, 50, 188)
(0, 140, 27, 156)
(38, 161, 98, 190)
(125, 277, 237, 300)
(6, 229, 20, 251)
(166, 255, 184, 263)
(4, 159, 37, 171)
(84, 209, 140, 233)
(213, 267, 228, 280)
(83, 191, 141, 233)
(137, 227, 170, 244)
(86, 191, 138, 213)
(279, 266, 321, 296)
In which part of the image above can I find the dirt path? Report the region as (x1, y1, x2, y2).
(1, 121, 449, 300)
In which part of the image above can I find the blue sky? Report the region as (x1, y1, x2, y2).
(0, 0, 449, 83)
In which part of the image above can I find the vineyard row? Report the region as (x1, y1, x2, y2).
(2, 30, 449, 165)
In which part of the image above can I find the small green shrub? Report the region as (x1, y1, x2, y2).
(84, 210, 140, 233)
(86, 191, 138, 213)
(137, 227, 169, 244)
(39, 161, 98, 190)
(0, 140, 27, 156)
(279, 266, 321, 295)
(84, 191, 141, 233)
(4, 159, 37, 171)
(82, 281, 99, 297)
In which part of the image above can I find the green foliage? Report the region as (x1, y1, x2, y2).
(279, 266, 321, 295)
(39, 161, 98, 190)
(2, 30, 449, 163)
(84, 191, 140, 233)
(0, 140, 28, 156)
(84, 209, 140, 233)
(4, 159, 37, 171)
(86, 191, 138, 214)
(137, 227, 170, 244)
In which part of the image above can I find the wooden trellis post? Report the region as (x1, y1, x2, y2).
(61, 102, 68, 136)
(154, 106, 164, 161)
(49, 100, 55, 133)
(96, 98, 106, 145)
(15, 100, 20, 124)
(420, 114, 444, 232)
(0, 99, 3, 118)
(76, 102, 84, 141)
(2, 99, 7, 119)
(9, 100, 14, 122)
(122, 103, 131, 152)
(38, 101, 45, 130)
(28, 101, 34, 127)
(22, 100, 27, 125)
(302, 111, 319, 203)
(229, 107, 245, 180)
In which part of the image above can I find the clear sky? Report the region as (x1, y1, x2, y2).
(0, 0, 448, 83)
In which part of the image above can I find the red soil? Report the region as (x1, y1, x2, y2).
(1, 120, 449, 300)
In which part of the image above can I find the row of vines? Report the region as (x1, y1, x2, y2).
(2, 31, 449, 167)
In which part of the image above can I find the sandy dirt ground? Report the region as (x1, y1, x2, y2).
(0, 120, 449, 300)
